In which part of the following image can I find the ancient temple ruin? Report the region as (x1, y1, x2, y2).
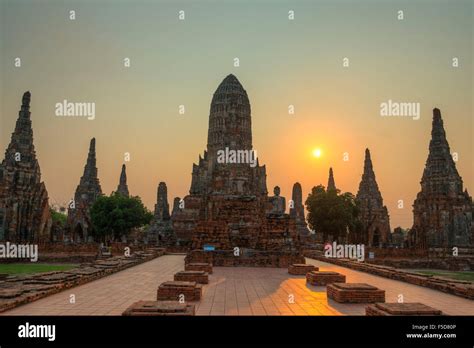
(410, 108, 473, 248)
(355, 148, 391, 247)
(67, 138, 102, 242)
(173, 74, 300, 263)
(116, 164, 129, 197)
(0, 91, 51, 242)
(147, 182, 175, 245)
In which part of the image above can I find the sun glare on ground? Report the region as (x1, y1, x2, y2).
(313, 148, 322, 158)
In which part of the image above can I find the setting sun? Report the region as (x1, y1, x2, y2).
(313, 148, 322, 158)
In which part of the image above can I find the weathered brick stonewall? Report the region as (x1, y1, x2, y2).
(122, 300, 195, 316)
(174, 270, 209, 284)
(307, 253, 474, 300)
(0, 248, 165, 313)
(156, 281, 202, 301)
(327, 283, 385, 303)
(306, 271, 346, 286)
(185, 249, 305, 268)
(288, 264, 317, 275)
(366, 302, 443, 316)
(185, 262, 213, 274)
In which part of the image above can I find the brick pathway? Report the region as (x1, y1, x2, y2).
(2, 255, 473, 316)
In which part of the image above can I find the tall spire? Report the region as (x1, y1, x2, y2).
(411, 108, 473, 248)
(3, 91, 37, 170)
(67, 138, 102, 242)
(147, 181, 175, 245)
(364, 148, 374, 174)
(0, 91, 51, 241)
(327, 167, 336, 192)
(154, 182, 170, 220)
(355, 148, 391, 247)
(207, 74, 252, 155)
(357, 148, 382, 203)
(190, 73, 266, 196)
(78, 138, 100, 190)
(420, 108, 461, 195)
(116, 164, 129, 197)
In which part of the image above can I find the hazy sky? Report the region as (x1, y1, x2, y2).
(1, 0, 472, 229)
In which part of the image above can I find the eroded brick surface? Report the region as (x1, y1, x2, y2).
(306, 271, 346, 286)
(366, 302, 443, 316)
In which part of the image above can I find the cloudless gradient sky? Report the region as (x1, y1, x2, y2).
(1, 0, 472, 228)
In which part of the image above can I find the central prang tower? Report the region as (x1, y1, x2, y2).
(173, 75, 301, 264)
(207, 74, 252, 154)
(190, 74, 267, 196)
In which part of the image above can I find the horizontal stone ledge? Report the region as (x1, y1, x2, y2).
(122, 300, 195, 316)
(288, 264, 317, 275)
(366, 302, 443, 316)
(185, 249, 305, 268)
(184, 263, 213, 274)
(306, 271, 346, 286)
(157, 281, 203, 301)
(174, 270, 209, 284)
(327, 283, 385, 303)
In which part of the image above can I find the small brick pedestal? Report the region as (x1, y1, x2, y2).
(306, 271, 346, 286)
(327, 283, 385, 303)
(185, 263, 213, 274)
(174, 270, 209, 284)
(366, 303, 443, 316)
(157, 281, 202, 301)
(122, 301, 195, 316)
(288, 264, 317, 275)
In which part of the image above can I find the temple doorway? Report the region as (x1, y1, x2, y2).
(372, 228, 381, 247)
(74, 224, 84, 243)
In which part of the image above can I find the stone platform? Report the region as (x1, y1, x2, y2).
(306, 271, 346, 286)
(185, 263, 213, 274)
(122, 300, 195, 316)
(288, 264, 317, 275)
(327, 283, 385, 303)
(157, 281, 202, 301)
(366, 302, 443, 316)
(185, 249, 305, 268)
(174, 270, 209, 284)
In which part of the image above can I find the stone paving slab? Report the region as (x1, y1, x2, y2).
(1, 256, 473, 316)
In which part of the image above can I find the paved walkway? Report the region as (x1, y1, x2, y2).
(2, 255, 473, 316)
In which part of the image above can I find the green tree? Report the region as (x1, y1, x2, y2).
(50, 209, 67, 226)
(305, 185, 360, 243)
(90, 193, 153, 242)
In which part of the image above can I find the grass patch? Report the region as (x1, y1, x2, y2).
(0, 263, 77, 275)
(413, 269, 474, 282)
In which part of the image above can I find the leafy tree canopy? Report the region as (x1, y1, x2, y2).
(90, 193, 153, 242)
(305, 185, 361, 243)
